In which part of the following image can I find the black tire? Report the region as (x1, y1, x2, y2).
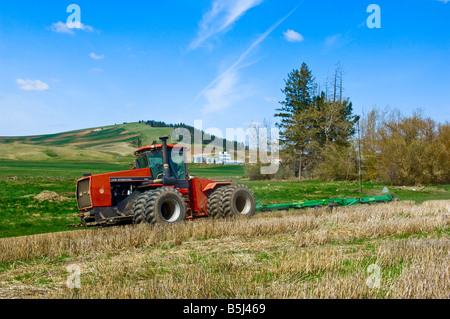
(207, 187, 226, 218)
(220, 184, 256, 218)
(131, 191, 153, 224)
(143, 187, 187, 224)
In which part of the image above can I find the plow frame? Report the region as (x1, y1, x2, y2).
(256, 194, 395, 212)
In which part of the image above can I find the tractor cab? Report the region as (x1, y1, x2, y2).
(134, 143, 188, 181)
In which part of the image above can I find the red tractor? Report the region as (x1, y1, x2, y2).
(76, 136, 256, 226)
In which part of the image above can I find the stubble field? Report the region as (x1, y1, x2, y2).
(0, 199, 448, 299)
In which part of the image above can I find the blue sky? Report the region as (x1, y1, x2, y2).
(0, 0, 449, 136)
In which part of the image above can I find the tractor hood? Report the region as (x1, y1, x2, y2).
(76, 168, 151, 210)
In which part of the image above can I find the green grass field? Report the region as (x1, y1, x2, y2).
(0, 160, 449, 239)
(0, 161, 132, 238)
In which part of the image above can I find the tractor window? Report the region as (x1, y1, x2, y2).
(136, 153, 149, 169)
(147, 150, 164, 179)
(142, 148, 186, 180)
(169, 147, 186, 180)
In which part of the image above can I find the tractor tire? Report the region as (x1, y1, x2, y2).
(219, 184, 256, 218)
(143, 187, 187, 224)
(131, 191, 153, 224)
(207, 187, 226, 218)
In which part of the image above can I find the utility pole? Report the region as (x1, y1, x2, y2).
(355, 116, 363, 193)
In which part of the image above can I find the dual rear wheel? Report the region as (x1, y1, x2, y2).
(132, 184, 256, 225)
(207, 184, 256, 219)
(132, 187, 186, 225)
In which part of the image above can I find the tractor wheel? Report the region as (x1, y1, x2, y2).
(143, 187, 187, 224)
(131, 191, 153, 224)
(207, 187, 226, 218)
(220, 184, 256, 218)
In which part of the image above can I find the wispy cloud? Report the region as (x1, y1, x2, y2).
(201, 68, 255, 114)
(283, 29, 304, 43)
(189, 0, 264, 50)
(325, 33, 342, 47)
(16, 79, 50, 91)
(437, 0, 450, 3)
(323, 32, 352, 50)
(192, 4, 301, 113)
(89, 52, 104, 60)
(203, 70, 237, 112)
(49, 21, 94, 35)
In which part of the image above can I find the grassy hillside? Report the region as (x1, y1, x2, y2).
(0, 123, 180, 163)
(0, 122, 178, 147)
(0, 143, 135, 163)
(0, 122, 242, 163)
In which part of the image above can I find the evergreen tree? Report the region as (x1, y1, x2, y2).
(275, 62, 316, 178)
(275, 62, 357, 179)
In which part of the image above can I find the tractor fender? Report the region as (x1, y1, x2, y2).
(202, 181, 233, 193)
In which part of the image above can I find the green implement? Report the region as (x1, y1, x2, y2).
(256, 194, 395, 212)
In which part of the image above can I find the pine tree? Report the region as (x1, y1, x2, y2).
(275, 62, 357, 180)
(275, 62, 315, 179)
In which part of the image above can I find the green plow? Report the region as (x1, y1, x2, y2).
(256, 192, 395, 212)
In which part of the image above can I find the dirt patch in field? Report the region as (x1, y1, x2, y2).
(33, 191, 69, 202)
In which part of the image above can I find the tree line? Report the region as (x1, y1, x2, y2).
(359, 108, 449, 185)
(266, 62, 449, 185)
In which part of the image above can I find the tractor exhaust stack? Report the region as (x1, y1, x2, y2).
(159, 136, 175, 185)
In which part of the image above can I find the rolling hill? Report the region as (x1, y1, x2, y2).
(0, 121, 243, 163)
(0, 122, 185, 163)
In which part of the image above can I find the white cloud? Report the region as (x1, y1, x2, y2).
(283, 29, 304, 43)
(89, 52, 104, 60)
(49, 21, 94, 35)
(90, 68, 103, 73)
(437, 0, 450, 3)
(49, 22, 74, 34)
(190, 0, 263, 50)
(16, 79, 49, 91)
